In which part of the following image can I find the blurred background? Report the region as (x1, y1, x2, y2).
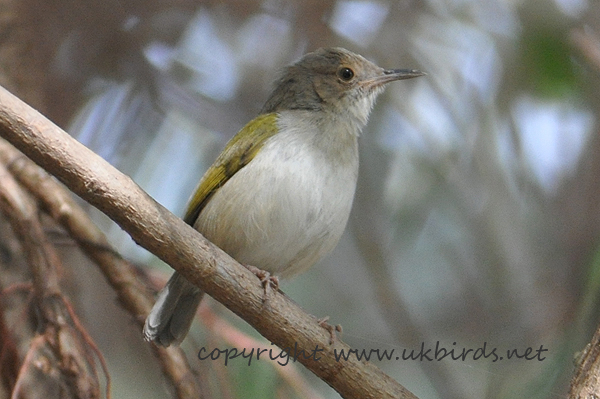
(1, 0, 599, 398)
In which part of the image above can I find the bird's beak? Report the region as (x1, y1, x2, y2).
(384, 69, 426, 80)
(364, 68, 425, 89)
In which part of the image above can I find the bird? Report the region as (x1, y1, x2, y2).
(144, 47, 424, 346)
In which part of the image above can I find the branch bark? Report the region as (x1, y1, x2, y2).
(569, 327, 600, 398)
(0, 84, 419, 399)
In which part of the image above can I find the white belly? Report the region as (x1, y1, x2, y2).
(194, 115, 358, 277)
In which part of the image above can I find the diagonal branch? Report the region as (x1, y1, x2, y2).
(0, 84, 419, 399)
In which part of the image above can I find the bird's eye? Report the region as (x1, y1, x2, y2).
(338, 67, 355, 81)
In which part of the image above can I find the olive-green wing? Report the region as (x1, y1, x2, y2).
(183, 113, 279, 225)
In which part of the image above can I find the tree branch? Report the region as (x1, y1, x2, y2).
(0, 84, 419, 399)
(569, 326, 600, 398)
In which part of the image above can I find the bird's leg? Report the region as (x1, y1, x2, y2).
(317, 316, 343, 345)
(244, 264, 279, 301)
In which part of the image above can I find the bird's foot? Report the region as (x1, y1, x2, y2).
(317, 316, 342, 345)
(245, 264, 279, 302)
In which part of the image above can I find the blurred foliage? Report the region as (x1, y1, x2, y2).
(2, 0, 600, 398)
(521, 30, 578, 97)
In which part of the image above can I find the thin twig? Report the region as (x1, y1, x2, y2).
(0, 139, 204, 399)
(0, 161, 105, 399)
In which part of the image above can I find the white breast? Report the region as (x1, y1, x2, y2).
(194, 111, 359, 278)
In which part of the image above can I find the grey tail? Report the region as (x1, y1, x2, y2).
(143, 272, 204, 346)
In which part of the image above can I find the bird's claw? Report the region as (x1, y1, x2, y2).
(317, 316, 342, 345)
(245, 264, 279, 301)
